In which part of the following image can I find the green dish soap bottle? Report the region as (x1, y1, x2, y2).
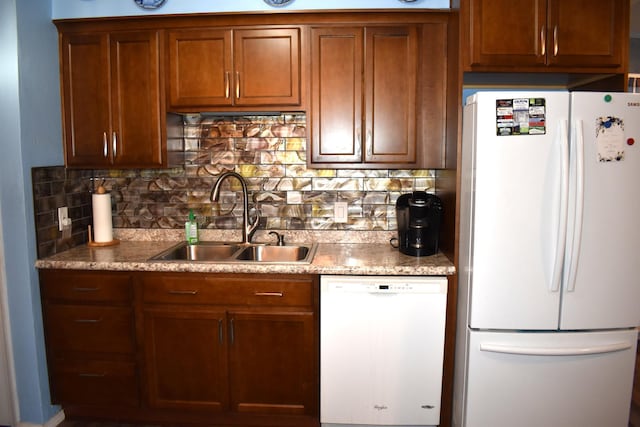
(185, 210, 199, 244)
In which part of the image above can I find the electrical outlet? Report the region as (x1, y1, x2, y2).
(57, 206, 70, 231)
(334, 202, 348, 223)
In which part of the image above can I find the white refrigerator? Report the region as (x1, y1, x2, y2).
(454, 91, 640, 427)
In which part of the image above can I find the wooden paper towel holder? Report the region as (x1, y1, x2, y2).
(87, 225, 120, 247)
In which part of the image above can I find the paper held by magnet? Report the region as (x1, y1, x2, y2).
(596, 116, 625, 162)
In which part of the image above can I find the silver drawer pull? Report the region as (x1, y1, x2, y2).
(78, 373, 106, 378)
(168, 290, 199, 295)
(254, 292, 283, 297)
(74, 318, 102, 323)
(72, 287, 100, 292)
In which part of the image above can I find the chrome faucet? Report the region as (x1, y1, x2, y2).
(210, 171, 260, 244)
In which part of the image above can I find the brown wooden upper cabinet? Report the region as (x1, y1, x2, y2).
(167, 27, 302, 110)
(309, 20, 453, 169)
(59, 29, 165, 168)
(462, 0, 628, 72)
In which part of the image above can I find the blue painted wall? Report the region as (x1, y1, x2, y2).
(2, 0, 64, 424)
(4, 0, 450, 424)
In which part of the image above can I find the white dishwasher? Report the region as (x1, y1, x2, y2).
(320, 275, 448, 427)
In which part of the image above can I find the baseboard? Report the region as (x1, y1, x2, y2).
(17, 410, 64, 427)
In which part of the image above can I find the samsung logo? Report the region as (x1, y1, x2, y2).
(628, 102, 640, 107)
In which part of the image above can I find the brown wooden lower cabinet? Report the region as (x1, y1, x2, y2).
(228, 310, 315, 415)
(39, 269, 319, 427)
(143, 307, 228, 411)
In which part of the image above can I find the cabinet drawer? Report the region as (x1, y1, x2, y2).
(40, 270, 132, 304)
(50, 359, 139, 407)
(141, 273, 314, 307)
(44, 305, 135, 355)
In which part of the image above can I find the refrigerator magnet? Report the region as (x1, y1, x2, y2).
(596, 116, 625, 162)
(496, 98, 546, 136)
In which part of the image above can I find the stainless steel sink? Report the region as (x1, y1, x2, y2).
(150, 242, 241, 262)
(149, 242, 317, 264)
(235, 245, 311, 262)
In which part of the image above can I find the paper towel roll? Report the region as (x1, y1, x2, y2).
(92, 193, 113, 243)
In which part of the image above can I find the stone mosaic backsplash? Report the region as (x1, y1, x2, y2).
(32, 167, 93, 258)
(101, 113, 436, 231)
(32, 113, 439, 257)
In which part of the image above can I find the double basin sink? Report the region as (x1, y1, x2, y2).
(149, 241, 317, 264)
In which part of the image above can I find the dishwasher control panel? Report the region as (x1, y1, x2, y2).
(323, 276, 447, 294)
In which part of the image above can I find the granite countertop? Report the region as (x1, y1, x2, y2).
(35, 230, 455, 276)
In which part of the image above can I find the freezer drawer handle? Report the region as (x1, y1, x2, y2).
(480, 341, 632, 356)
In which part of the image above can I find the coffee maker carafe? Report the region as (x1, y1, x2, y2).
(395, 191, 443, 256)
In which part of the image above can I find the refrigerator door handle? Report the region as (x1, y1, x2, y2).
(565, 120, 585, 293)
(550, 120, 570, 292)
(480, 341, 632, 356)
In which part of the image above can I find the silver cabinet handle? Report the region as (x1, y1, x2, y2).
(218, 319, 223, 344)
(72, 287, 100, 292)
(235, 71, 240, 99)
(102, 132, 108, 158)
(74, 318, 102, 323)
(225, 71, 230, 99)
(553, 25, 558, 56)
(254, 292, 283, 297)
(167, 290, 198, 295)
(540, 25, 546, 56)
(78, 373, 106, 377)
(112, 132, 117, 159)
(230, 318, 235, 344)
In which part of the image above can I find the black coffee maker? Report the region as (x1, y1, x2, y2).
(395, 191, 443, 256)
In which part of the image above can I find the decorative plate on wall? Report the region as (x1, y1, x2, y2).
(134, 0, 167, 9)
(263, 0, 295, 7)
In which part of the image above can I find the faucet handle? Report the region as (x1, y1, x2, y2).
(269, 231, 285, 246)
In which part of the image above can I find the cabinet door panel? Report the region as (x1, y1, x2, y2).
(228, 311, 316, 415)
(60, 33, 111, 167)
(468, 0, 546, 67)
(364, 26, 418, 164)
(168, 29, 232, 108)
(547, 0, 624, 67)
(144, 308, 227, 411)
(234, 28, 301, 106)
(110, 31, 163, 167)
(310, 27, 363, 163)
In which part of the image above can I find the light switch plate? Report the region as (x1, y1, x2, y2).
(58, 206, 69, 231)
(334, 202, 348, 223)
